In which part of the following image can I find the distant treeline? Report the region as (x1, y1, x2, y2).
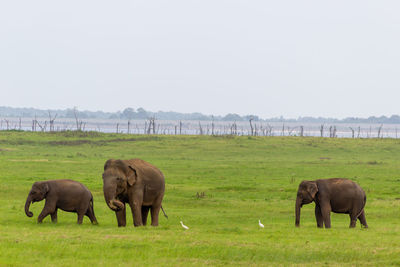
(1, 106, 400, 123)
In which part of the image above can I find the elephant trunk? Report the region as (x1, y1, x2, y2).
(25, 194, 33, 217)
(295, 197, 301, 227)
(103, 185, 124, 211)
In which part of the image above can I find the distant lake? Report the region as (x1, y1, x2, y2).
(1, 117, 398, 138)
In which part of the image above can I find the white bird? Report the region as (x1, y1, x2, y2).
(180, 221, 189, 230)
(259, 219, 264, 228)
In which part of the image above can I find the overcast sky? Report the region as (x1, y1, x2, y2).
(1, 1, 400, 119)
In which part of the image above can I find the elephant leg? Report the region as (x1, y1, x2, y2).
(349, 209, 360, 228)
(50, 209, 58, 223)
(76, 203, 90, 224)
(77, 212, 85, 224)
(86, 206, 98, 225)
(38, 201, 55, 223)
(115, 205, 126, 227)
(357, 210, 368, 228)
(129, 200, 143, 227)
(38, 210, 51, 223)
(314, 205, 323, 228)
(320, 201, 331, 228)
(150, 205, 161, 226)
(349, 217, 357, 227)
(141, 206, 150, 226)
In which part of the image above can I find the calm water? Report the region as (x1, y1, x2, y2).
(1, 117, 398, 138)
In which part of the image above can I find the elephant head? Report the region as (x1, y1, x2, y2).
(102, 159, 137, 211)
(295, 180, 318, 227)
(25, 182, 49, 217)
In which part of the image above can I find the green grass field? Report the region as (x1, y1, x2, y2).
(0, 131, 399, 266)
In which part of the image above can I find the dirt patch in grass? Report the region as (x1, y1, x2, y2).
(367, 160, 381, 165)
(48, 131, 104, 138)
(107, 138, 140, 143)
(48, 140, 93, 146)
(214, 186, 257, 192)
(47, 136, 160, 146)
(104, 234, 131, 239)
(350, 160, 383, 165)
(0, 148, 14, 151)
(9, 159, 49, 162)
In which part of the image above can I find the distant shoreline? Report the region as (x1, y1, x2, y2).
(0, 106, 399, 124)
(0, 117, 397, 138)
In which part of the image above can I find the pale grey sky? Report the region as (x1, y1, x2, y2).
(1, 1, 400, 119)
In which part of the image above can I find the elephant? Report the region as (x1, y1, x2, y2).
(102, 158, 167, 227)
(295, 178, 368, 228)
(25, 179, 98, 224)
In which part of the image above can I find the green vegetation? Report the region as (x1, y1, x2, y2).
(0, 131, 399, 266)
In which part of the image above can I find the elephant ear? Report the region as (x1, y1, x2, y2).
(40, 182, 50, 196)
(307, 182, 318, 199)
(127, 166, 138, 186)
(104, 159, 114, 171)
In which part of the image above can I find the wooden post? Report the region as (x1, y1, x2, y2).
(349, 127, 355, 138)
(48, 111, 57, 132)
(249, 118, 254, 136)
(377, 124, 383, 138)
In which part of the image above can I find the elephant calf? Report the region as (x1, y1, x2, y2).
(25, 179, 98, 224)
(295, 178, 368, 228)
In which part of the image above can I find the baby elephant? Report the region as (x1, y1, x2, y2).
(295, 178, 368, 228)
(25, 179, 98, 224)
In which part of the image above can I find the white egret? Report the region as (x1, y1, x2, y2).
(180, 221, 189, 230)
(259, 219, 264, 228)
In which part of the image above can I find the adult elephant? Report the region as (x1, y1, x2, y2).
(295, 178, 368, 228)
(102, 158, 166, 227)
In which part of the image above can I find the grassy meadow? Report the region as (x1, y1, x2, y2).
(0, 131, 399, 266)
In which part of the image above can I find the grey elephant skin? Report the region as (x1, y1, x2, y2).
(295, 178, 368, 228)
(25, 179, 98, 224)
(102, 158, 166, 227)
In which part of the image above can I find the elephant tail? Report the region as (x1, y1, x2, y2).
(355, 194, 367, 218)
(161, 205, 168, 219)
(89, 194, 95, 212)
